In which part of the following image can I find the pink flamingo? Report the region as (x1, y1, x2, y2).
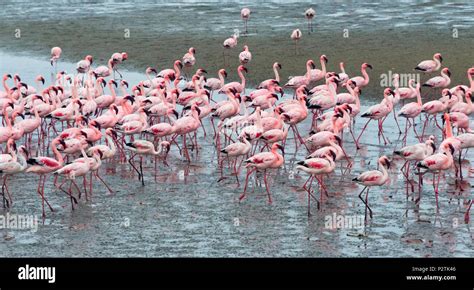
(222, 32, 238, 65)
(240, 143, 284, 203)
(353, 156, 391, 220)
(398, 82, 423, 142)
(26, 137, 68, 216)
(241, 8, 251, 34)
(76, 55, 93, 74)
(309, 55, 328, 84)
(296, 151, 336, 215)
(50, 47, 62, 73)
(305, 8, 316, 33)
(93, 59, 114, 79)
(423, 68, 451, 88)
(450, 91, 473, 115)
(0, 146, 28, 208)
(257, 62, 282, 89)
(290, 29, 302, 55)
(219, 65, 247, 94)
(417, 142, 455, 208)
(284, 60, 316, 93)
(110, 52, 128, 79)
(219, 135, 252, 185)
(239, 45, 252, 65)
(204, 69, 227, 96)
(350, 63, 372, 88)
(182, 47, 196, 79)
(394, 135, 436, 201)
(337, 62, 349, 84)
(357, 88, 395, 146)
(125, 140, 169, 186)
(171, 104, 201, 162)
(415, 53, 443, 73)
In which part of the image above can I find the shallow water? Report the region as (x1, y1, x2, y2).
(0, 51, 473, 257)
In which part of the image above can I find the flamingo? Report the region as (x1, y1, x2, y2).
(415, 53, 443, 73)
(182, 47, 196, 78)
(398, 82, 423, 142)
(423, 68, 451, 88)
(222, 32, 238, 65)
(304, 8, 316, 33)
(93, 59, 114, 79)
(357, 88, 395, 146)
(350, 63, 372, 88)
(239, 45, 252, 65)
(172, 104, 201, 162)
(284, 60, 316, 91)
(204, 69, 227, 95)
(26, 137, 67, 216)
(0, 145, 28, 208)
(296, 151, 336, 215)
(352, 156, 391, 220)
(337, 62, 349, 84)
(241, 8, 251, 34)
(290, 29, 302, 55)
(417, 142, 455, 208)
(309, 55, 328, 84)
(50, 46, 62, 73)
(394, 135, 436, 201)
(240, 143, 284, 204)
(219, 135, 252, 185)
(450, 91, 473, 115)
(125, 140, 169, 185)
(76, 55, 93, 74)
(110, 52, 128, 79)
(257, 62, 282, 89)
(219, 65, 248, 94)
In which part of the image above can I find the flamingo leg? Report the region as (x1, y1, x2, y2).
(263, 170, 272, 204)
(356, 119, 371, 145)
(240, 167, 256, 201)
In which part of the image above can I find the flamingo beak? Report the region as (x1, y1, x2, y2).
(276, 144, 285, 155)
(367, 64, 373, 69)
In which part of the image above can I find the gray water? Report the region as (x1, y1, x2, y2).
(0, 51, 472, 257)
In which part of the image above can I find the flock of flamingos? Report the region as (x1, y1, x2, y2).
(0, 8, 473, 225)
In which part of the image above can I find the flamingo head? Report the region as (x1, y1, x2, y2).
(219, 69, 228, 78)
(321, 55, 328, 63)
(434, 53, 443, 62)
(273, 143, 285, 155)
(379, 156, 391, 169)
(442, 68, 451, 77)
(146, 67, 157, 75)
(197, 68, 207, 75)
(239, 65, 248, 73)
(121, 52, 128, 60)
(160, 141, 171, 153)
(363, 63, 373, 69)
(124, 95, 135, 104)
(333, 135, 342, 146)
(35, 75, 45, 84)
(3, 74, 12, 80)
(110, 80, 118, 87)
(189, 47, 196, 55)
(383, 88, 395, 97)
(106, 128, 118, 139)
(275, 62, 282, 69)
(307, 60, 316, 69)
(175, 60, 184, 69)
(121, 80, 129, 88)
(468, 67, 474, 75)
(85, 55, 93, 64)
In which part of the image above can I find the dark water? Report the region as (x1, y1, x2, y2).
(0, 52, 473, 257)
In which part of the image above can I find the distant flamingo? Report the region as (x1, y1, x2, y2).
(304, 8, 316, 33)
(50, 47, 62, 73)
(239, 45, 252, 65)
(290, 29, 302, 55)
(241, 8, 251, 34)
(222, 31, 238, 65)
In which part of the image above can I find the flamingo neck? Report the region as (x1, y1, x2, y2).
(52, 141, 64, 165)
(434, 57, 441, 71)
(445, 116, 453, 138)
(340, 63, 346, 74)
(109, 83, 117, 98)
(320, 59, 327, 74)
(416, 87, 422, 106)
(273, 65, 280, 83)
(219, 71, 225, 86)
(238, 69, 246, 90)
(362, 68, 369, 84)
